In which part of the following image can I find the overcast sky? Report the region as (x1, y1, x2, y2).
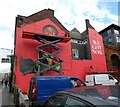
(0, 0, 119, 50)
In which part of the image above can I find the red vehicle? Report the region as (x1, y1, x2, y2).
(42, 85, 120, 107)
(10, 9, 107, 106)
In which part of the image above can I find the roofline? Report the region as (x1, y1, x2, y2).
(51, 16, 69, 33)
(16, 9, 69, 33)
(26, 8, 54, 18)
(99, 24, 120, 34)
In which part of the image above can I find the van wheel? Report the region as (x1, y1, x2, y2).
(115, 82, 118, 85)
(94, 84, 102, 86)
(99, 84, 102, 85)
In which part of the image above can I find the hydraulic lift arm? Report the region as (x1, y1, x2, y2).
(22, 31, 70, 75)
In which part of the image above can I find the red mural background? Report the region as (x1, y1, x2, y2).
(15, 18, 107, 93)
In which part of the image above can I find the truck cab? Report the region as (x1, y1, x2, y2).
(28, 76, 86, 105)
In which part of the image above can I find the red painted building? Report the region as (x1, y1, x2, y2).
(13, 9, 107, 93)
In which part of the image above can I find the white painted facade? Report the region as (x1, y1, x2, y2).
(0, 48, 13, 74)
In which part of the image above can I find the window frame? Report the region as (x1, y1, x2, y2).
(107, 29, 112, 35)
(108, 75, 114, 80)
(107, 37, 112, 43)
(71, 39, 78, 43)
(65, 94, 94, 107)
(114, 29, 119, 34)
(116, 36, 120, 43)
(44, 93, 67, 106)
(1, 58, 10, 63)
(72, 48, 79, 59)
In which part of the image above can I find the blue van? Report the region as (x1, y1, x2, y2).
(28, 76, 85, 105)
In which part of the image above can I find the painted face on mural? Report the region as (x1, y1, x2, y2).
(43, 25, 58, 36)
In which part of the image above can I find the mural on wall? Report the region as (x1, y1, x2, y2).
(20, 24, 62, 75)
(20, 54, 62, 75)
(43, 25, 58, 36)
(20, 57, 36, 75)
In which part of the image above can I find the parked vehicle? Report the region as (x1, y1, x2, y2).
(17, 76, 86, 106)
(42, 85, 120, 107)
(85, 74, 118, 86)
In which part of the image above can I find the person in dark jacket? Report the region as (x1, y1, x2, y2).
(1, 79, 4, 87)
(4, 79, 8, 88)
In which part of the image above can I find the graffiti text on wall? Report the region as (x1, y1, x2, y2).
(91, 40, 102, 55)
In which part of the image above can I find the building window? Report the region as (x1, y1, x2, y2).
(107, 29, 111, 35)
(114, 30, 119, 34)
(107, 37, 112, 43)
(111, 54, 119, 68)
(72, 49, 79, 59)
(71, 39, 78, 43)
(1, 58, 10, 63)
(108, 75, 114, 80)
(116, 36, 120, 43)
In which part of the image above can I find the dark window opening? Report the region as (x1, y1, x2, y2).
(107, 37, 112, 44)
(107, 29, 112, 35)
(71, 39, 91, 60)
(108, 75, 114, 80)
(1, 58, 10, 63)
(111, 54, 120, 68)
(45, 94, 67, 106)
(66, 97, 86, 106)
(72, 49, 79, 59)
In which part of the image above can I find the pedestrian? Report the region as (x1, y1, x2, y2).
(1, 79, 5, 88)
(1, 79, 3, 85)
(1, 79, 4, 88)
(4, 79, 8, 88)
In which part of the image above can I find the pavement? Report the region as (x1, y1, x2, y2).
(0, 88, 2, 107)
(0, 85, 15, 107)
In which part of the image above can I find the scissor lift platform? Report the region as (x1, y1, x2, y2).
(22, 31, 70, 75)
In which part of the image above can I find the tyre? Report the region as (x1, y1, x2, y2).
(115, 82, 118, 85)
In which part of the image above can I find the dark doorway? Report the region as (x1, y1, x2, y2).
(111, 54, 120, 68)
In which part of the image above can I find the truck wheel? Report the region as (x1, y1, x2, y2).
(98, 84, 102, 85)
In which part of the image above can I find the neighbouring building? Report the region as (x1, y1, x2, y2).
(99, 24, 120, 47)
(0, 48, 13, 81)
(0, 48, 13, 73)
(99, 24, 120, 81)
(70, 27, 91, 60)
